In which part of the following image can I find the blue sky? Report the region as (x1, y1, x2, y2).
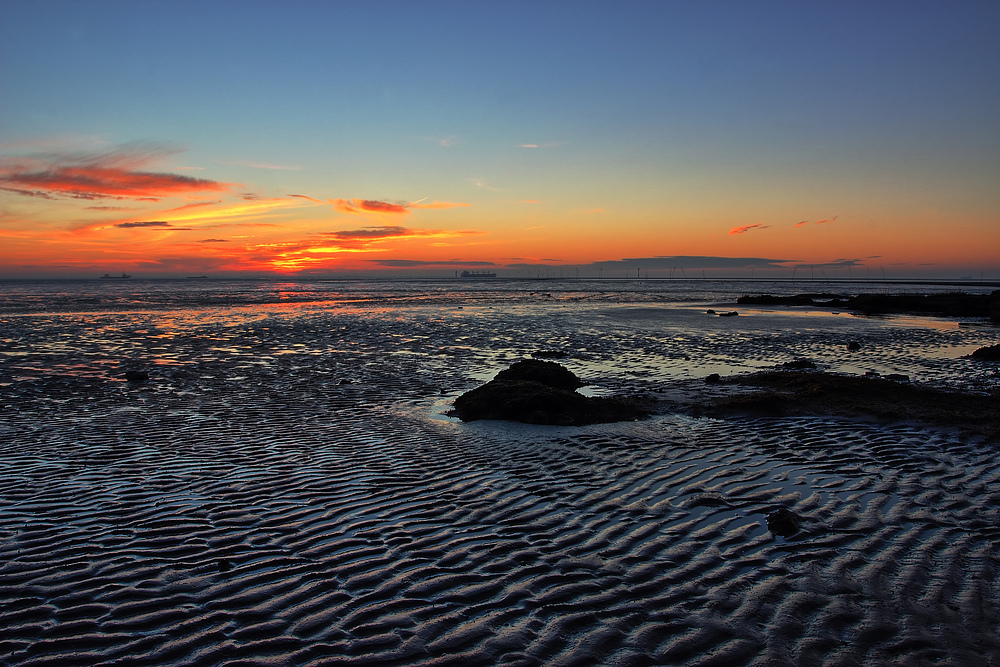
(1, 1, 998, 277)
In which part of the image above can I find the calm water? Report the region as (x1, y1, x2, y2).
(1, 277, 996, 314)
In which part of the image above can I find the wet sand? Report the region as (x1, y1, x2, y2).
(2, 295, 1000, 665)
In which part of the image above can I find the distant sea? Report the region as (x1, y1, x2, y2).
(1, 276, 996, 314)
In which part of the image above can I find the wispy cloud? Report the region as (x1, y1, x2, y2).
(197, 238, 228, 243)
(729, 224, 769, 235)
(408, 200, 469, 210)
(288, 193, 324, 204)
(519, 141, 566, 149)
(439, 135, 459, 148)
(0, 144, 235, 199)
(113, 220, 195, 231)
(472, 179, 503, 192)
(319, 226, 480, 247)
(0, 186, 55, 199)
(327, 226, 410, 240)
(163, 201, 221, 212)
(794, 215, 840, 228)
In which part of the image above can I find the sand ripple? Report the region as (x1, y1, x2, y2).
(3, 392, 1000, 665)
(2, 299, 999, 665)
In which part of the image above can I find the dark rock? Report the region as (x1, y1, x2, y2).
(865, 370, 881, 377)
(718, 311, 739, 317)
(885, 374, 910, 382)
(451, 360, 647, 425)
(847, 341, 862, 351)
(705, 373, 722, 384)
(845, 292, 997, 319)
(782, 358, 817, 370)
(706, 309, 716, 314)
(494, 359, 583, 390)
(971, 344, 1000, 361)
(737, 294, 815, 306)
(766, 508, 801, 537)
(337, 379, 353, 385)
(124, 370, 149, 382)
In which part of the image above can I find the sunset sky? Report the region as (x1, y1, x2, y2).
(1, 1, 998, 279)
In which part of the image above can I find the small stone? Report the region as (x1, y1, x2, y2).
(705, 373, 721, 384)
(766, 508, 801, 537)
(847, 341, 862, 351)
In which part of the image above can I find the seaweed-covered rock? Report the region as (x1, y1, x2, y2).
(971, 344, 1000, 361)
(451, 360, 647, 425)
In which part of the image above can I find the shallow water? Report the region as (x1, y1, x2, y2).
(1, 279, 999, 665)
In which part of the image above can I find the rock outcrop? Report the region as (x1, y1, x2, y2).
(451, 360, 648, 425)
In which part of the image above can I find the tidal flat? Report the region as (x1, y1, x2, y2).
(1, 279, 999, 665)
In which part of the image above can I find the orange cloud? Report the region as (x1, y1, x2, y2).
(794, 221, 809, 228)
(329, 198, 469, 215)
(729, 224, 769, 235)
(330, 198, 408, 215)
(0, 146, 235, 199)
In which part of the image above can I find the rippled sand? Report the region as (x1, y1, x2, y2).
(2, 296, 999, 665)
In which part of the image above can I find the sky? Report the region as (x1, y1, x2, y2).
(1, 0, 998, 279)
